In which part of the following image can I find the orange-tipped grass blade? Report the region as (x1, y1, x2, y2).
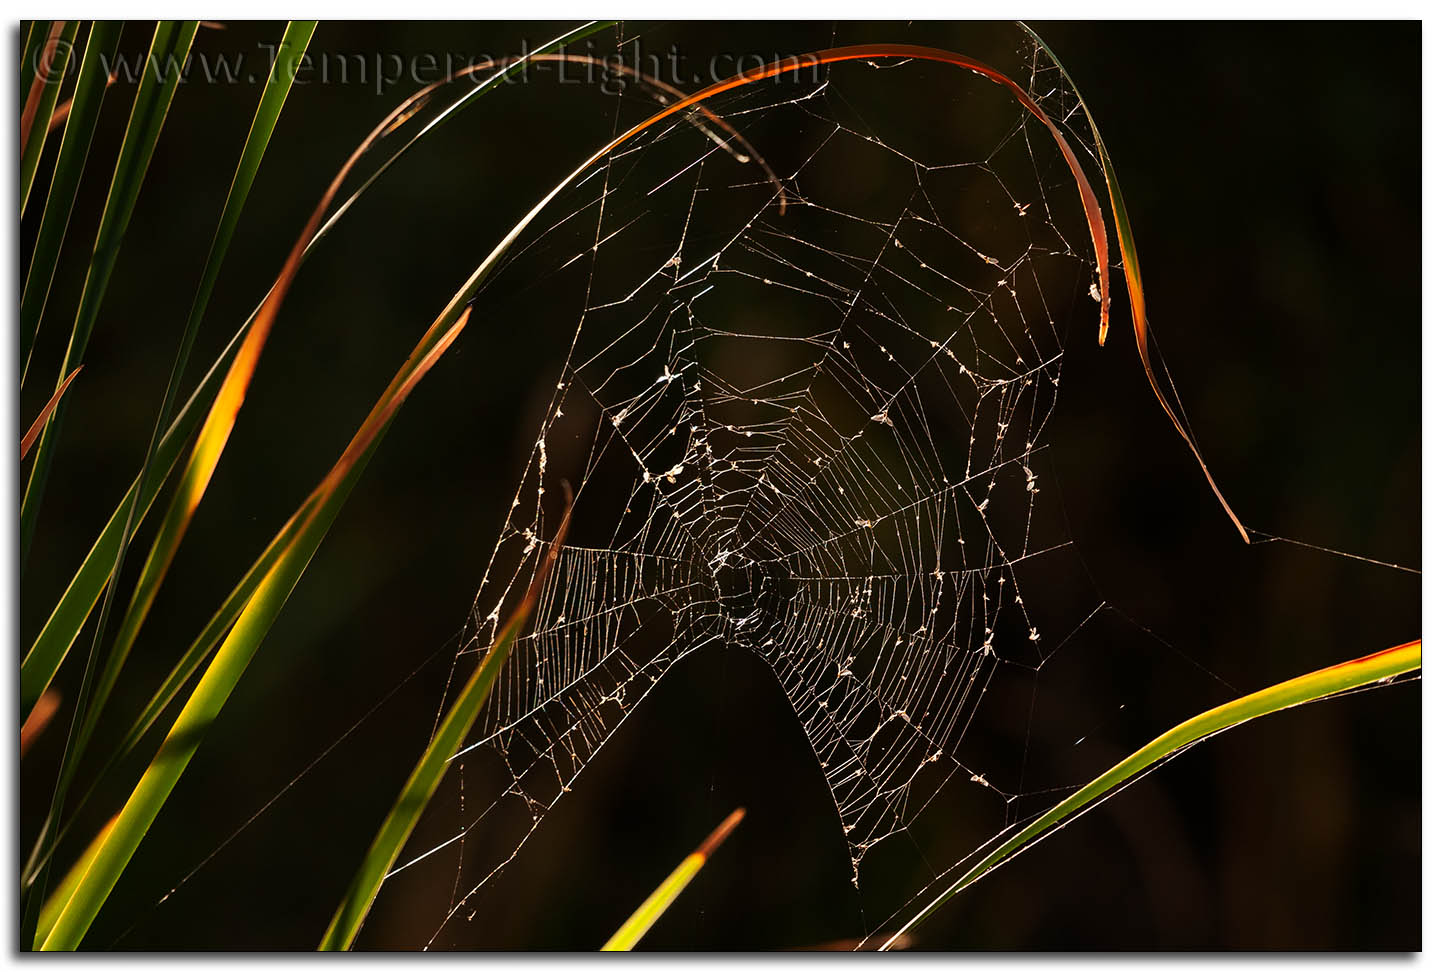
(601, 808, 747, 951)
(1020, 24, 1248, 542)
(22, 367, 81, 460)
(20, 691, 60, 758)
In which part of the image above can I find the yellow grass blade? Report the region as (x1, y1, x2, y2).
(601, 808, 747, 951)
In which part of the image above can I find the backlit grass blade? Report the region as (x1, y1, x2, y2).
(78, 22, 603, 757)
(21, 21, 198, 568)
(601, 808, 747, 952)
(20, 691, 61, 758)
(877, 638, 1421, 949)
(319, 495, 574, 951)
(19, 318, 249, 725)
(37, 308, 473, 951)
(17, 21, 607, 743)
(20, 21, 77, 214)
(20, 21, 47, 91)
(32, 815, 116, 948)
(1021, 24, 1248, 542)
(25, 38, 1106, 897)
(21, 21, 125, 382)
(22, 27, 313, 931)
(297, 22, 616, 251)
(27, 21, 675, 892)
(69, 19, 317, 789)
(22, 367, 81, 460)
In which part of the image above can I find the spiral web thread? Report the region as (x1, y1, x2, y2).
(407, 34, 1116, 946)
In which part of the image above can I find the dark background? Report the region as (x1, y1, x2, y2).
(19, 21, 1419, 949)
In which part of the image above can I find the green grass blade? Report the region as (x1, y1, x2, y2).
(21, 22, 125, 383)
(70, 19, 317, 789)
(20, 21, 77, 214)
(37, 309, 473, 951)
(20, 21, 47, 90)
(319, 496, 573, 951)
(601, 808, 746, 952)
(21, 21, 199, 569)
(24, 23, 621, 890)
(878, 639, 1421, 949)
(24, 27, 317, 926)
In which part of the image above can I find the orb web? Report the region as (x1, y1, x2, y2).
(391, 29, 1122, 947)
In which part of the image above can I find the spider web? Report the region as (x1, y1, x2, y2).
(383, 27, 1132, 947)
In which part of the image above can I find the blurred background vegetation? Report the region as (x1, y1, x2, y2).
(19, 21, 1418, 949)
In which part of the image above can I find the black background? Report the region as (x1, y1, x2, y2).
(19, 21, 1419, 949)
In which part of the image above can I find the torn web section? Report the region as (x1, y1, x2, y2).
(377, 34, 1144, 947)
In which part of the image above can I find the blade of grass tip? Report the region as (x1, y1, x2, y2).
(18, 22, 602, 794)
(20, 21, 199, 570)
(22, 366, 82, 460)
(21, 691, 62, 758)
(33, 815, 117, 948)
(1019, 24, 1248, 543)
(320, 486, 573, 951)
(38, 308, 473, 951)
(601, 807, 747, 952)
(20, 21, 78, 215)
(21, 22, 125, 382)
(66, 18, 317, 801)
(875, 638, 1421, 950)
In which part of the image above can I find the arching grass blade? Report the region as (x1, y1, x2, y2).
(601, 808, 747, 951)
(319, 491, 573, 951)
(18, 19, 609, 752)
(876, 639, 1421, 949)
(1020, 23, 1248, 542)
